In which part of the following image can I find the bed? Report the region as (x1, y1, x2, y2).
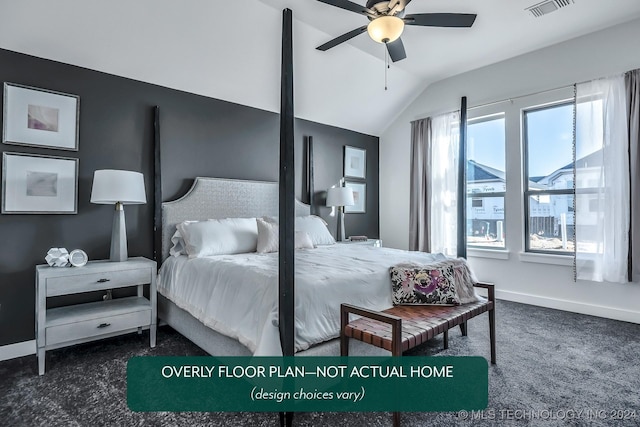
(156, 177, 456, 357)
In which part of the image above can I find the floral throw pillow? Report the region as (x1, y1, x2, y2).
(390, 265, 460, 305)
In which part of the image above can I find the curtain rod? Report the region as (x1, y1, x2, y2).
(413, 84, 574, 122)
(469, 84, 575, 110)
(415, 67, 637, 122)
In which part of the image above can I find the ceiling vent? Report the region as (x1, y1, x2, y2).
(526, 0, 574, 18)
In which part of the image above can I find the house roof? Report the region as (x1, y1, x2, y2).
(541, 149, 603, 183)
(467, 159, 504, 182)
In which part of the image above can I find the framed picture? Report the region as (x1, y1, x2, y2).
(3, 82, 80, 151)
(2, 152, 78, 214)
(344, 181, 366, 213)
(344, 146, 366, 179)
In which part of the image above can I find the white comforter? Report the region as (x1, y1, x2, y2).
(157, 245, 445, 356)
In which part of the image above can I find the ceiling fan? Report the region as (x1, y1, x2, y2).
(316, 0, 477, 62)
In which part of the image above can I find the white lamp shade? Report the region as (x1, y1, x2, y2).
(367, 15, 405, 44)
(90, 169, 146, 205)
(326, 187, 355, 207)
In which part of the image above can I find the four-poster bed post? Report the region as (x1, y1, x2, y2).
(153, 106, 162, 264)
(457, 96, 468, 258)
(279, 8, 295, 427)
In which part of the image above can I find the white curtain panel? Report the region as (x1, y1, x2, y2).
(429, 111, 460, 257)
(575, 75, 629, 283)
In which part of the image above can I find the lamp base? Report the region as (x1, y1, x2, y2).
(110, 203, 128, 262)
(337, 207, 347, 242)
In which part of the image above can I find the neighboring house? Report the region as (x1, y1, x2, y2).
(466, 160, 505, 239)
(467, 150, 601, 243)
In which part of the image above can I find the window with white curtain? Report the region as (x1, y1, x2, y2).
(523, 102, 575, 254)
(429, 111, 460, 257)
(574, 75, 629, 283)
(459, 71, 635, 283)
(466, 113, 506, 249)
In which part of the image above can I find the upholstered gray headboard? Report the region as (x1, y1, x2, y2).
(161, 177, 310, 261)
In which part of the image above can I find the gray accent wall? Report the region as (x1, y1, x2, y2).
(0, 48, 379, 346)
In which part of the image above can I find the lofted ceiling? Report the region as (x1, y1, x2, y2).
(0, 0, 639, 136)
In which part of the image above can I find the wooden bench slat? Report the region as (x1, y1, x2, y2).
(341, 282, 496, 367)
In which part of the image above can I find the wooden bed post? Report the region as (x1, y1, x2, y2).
(153, 106, 162, 264)
(279, 6, 295, 358)
(306, 136, 315, 215)
(279, 8, 295, 427)
(457, 96, 468, 259)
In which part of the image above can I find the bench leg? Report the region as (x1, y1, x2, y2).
(341, 334, 349, 356)
(443, 330, 449, 349)
(393, 411, 400, 427)
(460, 321, 467, 336)
(340, 304, 348, 356)
(489, 308, 496, 364)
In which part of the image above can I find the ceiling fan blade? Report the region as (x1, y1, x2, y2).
(404, 13, 477, 27)
(386, 38, 407, 62)
(316, 0, 374, 17)
(316, 26, 368, 51)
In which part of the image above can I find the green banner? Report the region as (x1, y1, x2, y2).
(128, 356, 487, 412)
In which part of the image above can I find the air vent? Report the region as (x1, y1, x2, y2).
(526, 0, 574, 18)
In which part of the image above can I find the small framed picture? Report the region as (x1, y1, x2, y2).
(2, 152, 78, 214)
(344, 181, 366, 213)
(344, 146, 366, 179)
(3, 82, 80, 151)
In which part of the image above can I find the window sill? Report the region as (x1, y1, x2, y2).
(468, 248, 510, 260)
(518, 252, 573, 266)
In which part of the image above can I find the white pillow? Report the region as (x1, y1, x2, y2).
(261, 216, 279, 225)
(169, 229, 186, 257)
(256, 218, 315, 253)
(169, 220, 201, 257)
(261, 215, 335, 246)
(295, 215, 335, 246)
(295, 231, 315, 250)
(177, 217, 258, 258)
(256, 219, 279, 253)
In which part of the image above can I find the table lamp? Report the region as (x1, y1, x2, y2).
(326, 186, 354, 242)
(90, 169, 146, 262)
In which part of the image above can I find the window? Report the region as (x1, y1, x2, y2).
(461, 87, 603, 260)
(466, 113, 506, 249)
(523, 102, 574, 254)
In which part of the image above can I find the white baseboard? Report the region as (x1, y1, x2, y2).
(0, 340, 36, 362)
(496, 290, 640, 324)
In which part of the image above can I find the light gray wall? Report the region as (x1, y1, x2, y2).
(380, 18, 640, 323)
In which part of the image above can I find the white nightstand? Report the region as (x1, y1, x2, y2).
(35, 257, 156, 375)
(339, 239, 382, 247)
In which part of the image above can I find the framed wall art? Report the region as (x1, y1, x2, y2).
(3, 82, 80, 151)
(344, 181, 366, 213)
(344, 146, 366, 179)
(2, 152, 78, 214)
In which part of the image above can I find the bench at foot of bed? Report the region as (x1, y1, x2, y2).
(340, 282, 496, 427)
(340, 281, 496, 361)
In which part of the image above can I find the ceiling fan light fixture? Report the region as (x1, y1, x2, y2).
(367, 15, 404, 43)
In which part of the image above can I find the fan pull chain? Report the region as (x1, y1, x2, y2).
(384, 43, 389, 91)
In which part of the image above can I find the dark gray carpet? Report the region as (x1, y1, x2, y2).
(1, 300, 639, 426)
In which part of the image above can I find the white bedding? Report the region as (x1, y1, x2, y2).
(157, 244, 446, 356)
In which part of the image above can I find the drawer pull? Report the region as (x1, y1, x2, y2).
(97, 278, 110, 283)
(97, 323, 111, 329)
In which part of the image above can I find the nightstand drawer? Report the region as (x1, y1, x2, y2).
(46, 268, 151, 297)
(46, 309, 151, 346)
